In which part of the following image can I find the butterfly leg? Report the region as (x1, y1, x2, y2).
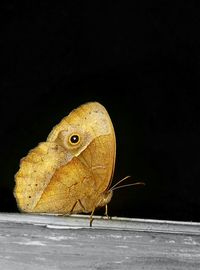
(89, 209, 95, 227)
(69, 199, 86, 214)
(104, 204, 108, 217)
(105, 204, 108, 216)
(104, 204, 111, 220)
(73, 200, 95, 227)
(63, 201, 78, 216)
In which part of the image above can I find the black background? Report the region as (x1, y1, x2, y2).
(1, 3, 200, 221)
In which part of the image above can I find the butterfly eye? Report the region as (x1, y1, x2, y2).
(69, 134, 80, 145)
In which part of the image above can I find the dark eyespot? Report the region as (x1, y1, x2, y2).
(69, 134, 80, 145)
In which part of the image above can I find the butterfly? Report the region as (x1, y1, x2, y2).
(14, 101, 144, 226)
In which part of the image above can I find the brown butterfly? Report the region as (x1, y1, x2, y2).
(14, 102, 144, 226)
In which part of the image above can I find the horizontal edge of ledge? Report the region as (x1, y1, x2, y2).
(0, 213, 200, 235)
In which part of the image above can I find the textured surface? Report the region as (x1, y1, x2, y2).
(0, 213, 200, 270)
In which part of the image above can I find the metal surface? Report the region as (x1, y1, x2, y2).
(0, 213, 200, 269)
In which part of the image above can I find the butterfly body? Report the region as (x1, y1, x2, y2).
(14, 102, 116, 216)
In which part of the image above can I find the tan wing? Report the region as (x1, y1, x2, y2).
(31, 134, 115, 214)
(14, 142, 71, 212)
(14, 102, 116, 214)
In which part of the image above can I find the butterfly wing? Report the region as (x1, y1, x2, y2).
(14, 102, 116, 214)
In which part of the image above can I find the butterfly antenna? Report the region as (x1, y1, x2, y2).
(110, 175, 145, 191)
(111, 182, 145, 191)
(110, 175, 131, 190)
